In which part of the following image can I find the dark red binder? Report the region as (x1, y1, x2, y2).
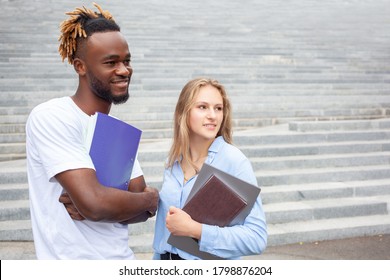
(182, 174, 247, 227)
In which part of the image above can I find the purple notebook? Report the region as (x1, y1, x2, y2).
(86, 112, 142, 191)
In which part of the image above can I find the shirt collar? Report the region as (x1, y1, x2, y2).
(171, 136, 226, 184)
(172, 136, 226, 169)
(173, 136, 225, 164)
(208, 136, 224, 153)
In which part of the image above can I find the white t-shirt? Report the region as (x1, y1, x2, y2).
(26, 96, 142, 259)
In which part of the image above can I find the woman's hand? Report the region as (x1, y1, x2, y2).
(166, 206, 202, 240)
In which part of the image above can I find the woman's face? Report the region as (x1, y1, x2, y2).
(188, 84, 224, 142)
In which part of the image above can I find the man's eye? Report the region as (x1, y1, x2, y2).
(104, 61, 116, 65)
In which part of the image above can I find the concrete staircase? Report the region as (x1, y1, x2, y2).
(1, 0, 390, 162)
(1, 119, 390, 253)
(133, 118, 390, 250)
(1, 0, 390, 255)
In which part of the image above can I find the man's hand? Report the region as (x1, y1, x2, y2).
(144, 186, 159, 217)
(120, 186, 159, 224)
(59, 192, 85, 221)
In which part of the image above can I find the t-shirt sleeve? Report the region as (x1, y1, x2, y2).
(130, 156, 143, 179)
(27, 107, 94, 181)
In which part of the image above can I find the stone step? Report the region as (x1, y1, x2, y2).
(2, 84, 389, 99)
(127, 214, 390, 251)
(0, 133, 25, 144)
(0, 107, 31, 115)
(2, 118, 390, 140)
(0, 164, 390, 189)
(0, 121, 171, 133)
(0, 154, 26, 162)
(1, 143, 389, 185)
(1, 136, 379, 166)
(257, 164, 390, 186)
(240, 140, 390, 159)
(6, 142, 378, 179)
(0, 171, 27, 185)
(261, 179, 390, 204)
(3, 80, 388, 92)
(1, 71, 388, 83)
(290, 119, 390, 132)
(0, 115, 28, 124)
(1, 109, 388, 134)
(142, 165, 390, 191)
(0, 183, 29, 201)
(0, 84, 71, 93)
(75, 107, 390, 121)
(0, 159, 28, 182)
(0, 118, 388, 138)
(3, 74, 389, 85)
(3, 212, 390, 251)
(267, 214, 390, 246)
(140, 162, 166, 177)
(0, 200, 30, 221)
(3, 193, 388, 227)
(3, 177, 390, 206)
(0, 143, 26, 155)
(2, 88, 389, 99)
(234, 127, 390, 145)
(0, 220, 32, 241)
(3, 110, 386, 127)
(1, 88, 389, 101)
(251, 152, 390, 170)
(0, 124, 26, 134)
(264, 195, 390, 224)
(128, 233, 155, 253)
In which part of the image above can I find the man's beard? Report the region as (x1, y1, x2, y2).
(88, 72, 130, 105)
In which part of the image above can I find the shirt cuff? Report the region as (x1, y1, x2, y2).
(199, 224, 218, 253)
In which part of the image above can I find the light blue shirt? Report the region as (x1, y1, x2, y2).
(152, 136, 267, 259)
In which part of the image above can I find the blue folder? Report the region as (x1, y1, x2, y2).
(86, 112, 142, 191)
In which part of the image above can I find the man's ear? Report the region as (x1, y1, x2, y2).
(73, 58, 86, 76)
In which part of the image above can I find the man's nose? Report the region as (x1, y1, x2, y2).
(117, 62, 132, 76)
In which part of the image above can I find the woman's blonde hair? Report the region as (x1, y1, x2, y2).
(166, 77, 233, 170)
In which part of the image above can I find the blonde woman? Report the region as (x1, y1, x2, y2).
(153, 78, 267, 260)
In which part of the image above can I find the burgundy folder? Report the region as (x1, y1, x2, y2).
(182, 174, 247, 227)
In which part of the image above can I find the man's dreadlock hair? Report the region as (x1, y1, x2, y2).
(58, 2, 120, 65)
